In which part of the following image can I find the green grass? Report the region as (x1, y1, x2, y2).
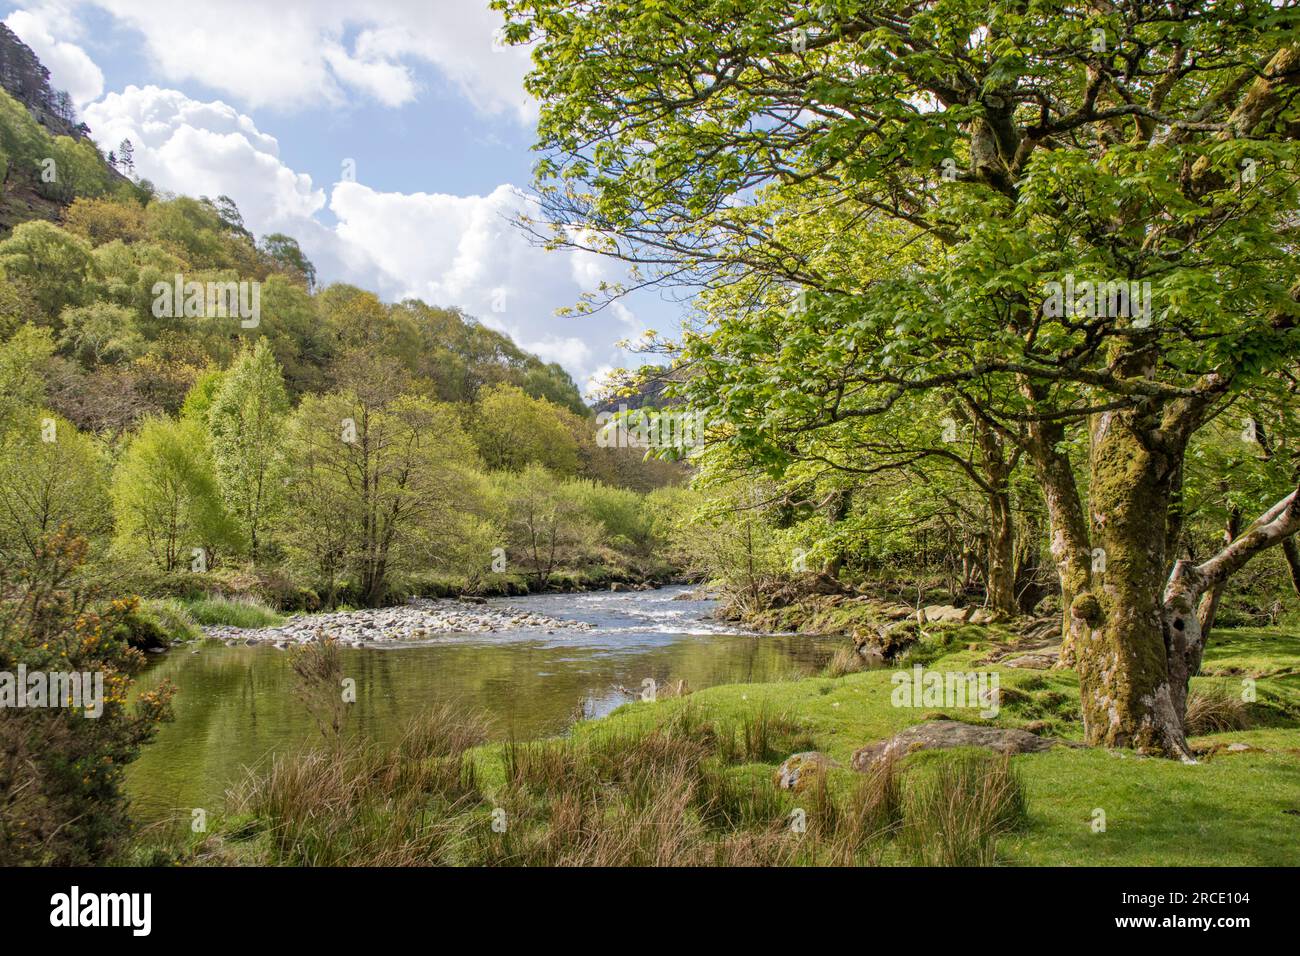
(179, 595, 285, 630)
(547, 623, 1300, 866)
(166, 622, 1300, 866)
(140, 598, 202, 643)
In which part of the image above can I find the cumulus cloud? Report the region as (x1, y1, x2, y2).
(80, 85, 639, 389)
(83, 86, 325, 227)
(74, 0, 534, 117)
(4, 7, 104, 107)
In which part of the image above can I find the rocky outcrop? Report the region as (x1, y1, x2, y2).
(850, 720, 1064, 771)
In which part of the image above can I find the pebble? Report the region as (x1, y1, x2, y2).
(200, 597, 594, 646)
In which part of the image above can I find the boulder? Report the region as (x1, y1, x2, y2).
(774, 751, 840, 792)
(918, 604, 998, 626)
(850, 720, 1061, 771)
(1004, 651, 1058, 669)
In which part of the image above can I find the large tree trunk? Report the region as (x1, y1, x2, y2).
(1074, 412, 1300, 759)
(1070, 410, 1190, 757)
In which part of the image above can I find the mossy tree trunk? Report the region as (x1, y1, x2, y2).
(1069, 406, 1300, 759)
(1070, 409, 1191, 757)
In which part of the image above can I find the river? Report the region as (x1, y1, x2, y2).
(125, 585, 841, 824)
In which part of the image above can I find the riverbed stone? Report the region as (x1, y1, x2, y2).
(199, 597, 594, 646)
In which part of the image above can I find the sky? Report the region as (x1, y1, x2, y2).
(1, 0, 674, 395)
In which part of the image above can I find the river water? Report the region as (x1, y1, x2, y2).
(126, 586, 840, 824)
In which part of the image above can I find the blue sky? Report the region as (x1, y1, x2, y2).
(2, 0, 672, 394)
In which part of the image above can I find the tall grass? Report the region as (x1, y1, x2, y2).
(1186, 683, 1252, 735)
(897, 754, 1028, 866)
(824, 646, 868, 678)
(220, 702, 1027, 867)
(227, 703, 489, 866)
(141, 598, 201, 642)
(183, 595, 285, 629)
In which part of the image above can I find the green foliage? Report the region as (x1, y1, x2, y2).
(492, 463, 600, 587)
(110, 415, 237, 571)
(0, 220, 97, 319)
(0, 409, 110, 566)
(208, 340, 288, 561)
(473, 382, 579, 474)
(0, 534, 174, 864)
(282, 376, 485, 605)
(58, 300, 143, 365)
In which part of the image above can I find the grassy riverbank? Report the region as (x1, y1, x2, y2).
(142, 622, 1300, 867)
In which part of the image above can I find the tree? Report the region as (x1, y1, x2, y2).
(502, 0, 1300, 757)
(208, 340, 289, 562)
(64, 197, 148, 246)
(259, 233, 317, 291)
(473, 383, 580, 474)
(283, 356, 483, 605)
(0, 530, 173, 864)
(57, 301, 143, 366)
(0, 221, 97, 320)
(110, 415, 235, 572)
(0, 410, 110, 565)
(116, 138, 134, 175)
(0, 323, 54, 432)
(493, 463, 596, 588)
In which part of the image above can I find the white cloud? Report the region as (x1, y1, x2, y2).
(4, 7, 104, 107)
(73, 0, 534, 117)
(83, 86, 325, 228)
(80, 85, 640, 387)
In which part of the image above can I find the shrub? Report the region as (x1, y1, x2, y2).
(0, 531, 174, 865)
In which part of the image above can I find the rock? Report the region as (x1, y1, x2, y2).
(1004, 653, 1056, 669)
(610, 582, 630, 592)
(774, 752, 840, 792)
(850, 720, 1062, 771)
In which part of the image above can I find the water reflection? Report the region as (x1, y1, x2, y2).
(126, 587, 842, 822)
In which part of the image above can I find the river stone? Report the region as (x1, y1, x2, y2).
(774, 752, 840, 792)
(850, 720, 1059, 771)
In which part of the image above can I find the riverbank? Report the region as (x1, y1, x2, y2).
(142, 614, 1300, 866)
